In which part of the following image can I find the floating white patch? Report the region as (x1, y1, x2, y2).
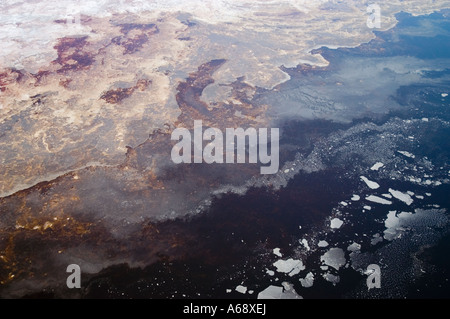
(330, 218, 344, 229)
(397, 150, 415, 158)
(318, 240, 329, 248)
(322, 273, 340, 285)
(235, 285, 247, 294)
(320, 248, 346, 270)
(360, 176, 380, 189)
(273, 258, 305, 276)
(366, 195, 392, 205)
(257, 286, 283, 299)
(299, 272, 314, 288)
(257, 284, 302, 299)
(351, 194, 360, 201)
(389, 188, 414, 205)
(371, 233, 383, 245)
(273, 248, 282, 257)
(370, 162, 384, 171)
(363, 205, 372, 210)
(347, 242, 361, 252)
(383, 210, 413, 240)
(301, 239, 310, 251)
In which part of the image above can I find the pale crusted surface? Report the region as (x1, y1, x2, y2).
(1, 0, 449, 196)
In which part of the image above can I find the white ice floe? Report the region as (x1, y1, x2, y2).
(235, 285, 247, 294)
(320, 248, 346, 270)
(383, 210, 413, 241)
(273, 258, 305, 276)
(301, 239, 310, 251)
(284, 169, 290, 173)
(360, 176, 380, 189)
(389, 188, 414, 206)
(351, 195, 360, 201)
(299, 272, 314, 288)
(322, 273, 340, 285)
(257, 283, 302, 299)
(273, 248, 282, 257)
(330, 218, 344, 229)
(318, 240, 329, 248)
(363, 205, 372, 210)
(382, 193, 392, 198)
(442, 93, 448, 97)
(257, 286, 282, 299)
(266, 269, 275, 276)
(415, 195, 424, 199)
(371, 233, 383, 245)
(384, 211, 399, 229)
(422, 118, 429, 122)
(370, 162, 384, 171)
(366, 195, 392, 205)
(409, 176, 422, 183)
(397, 150, 415, 158)
(347, 242, 361, 252)
(340, 201, 348, 206)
